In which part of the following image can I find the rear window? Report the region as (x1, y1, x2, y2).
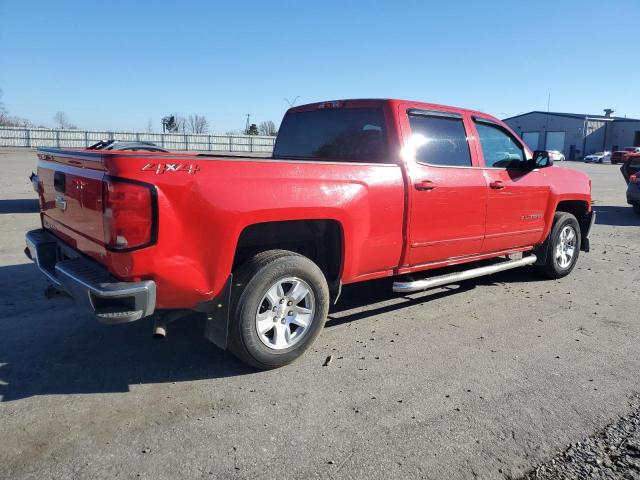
(273, 108, 388, 162)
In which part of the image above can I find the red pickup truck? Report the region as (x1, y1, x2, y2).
(25, 99, 594, 369)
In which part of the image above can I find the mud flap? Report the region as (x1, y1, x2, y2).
(198, 275, 232, 350)
(533, 236, 551, 266)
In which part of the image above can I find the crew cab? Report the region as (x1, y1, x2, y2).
(25, 99, 594, 369)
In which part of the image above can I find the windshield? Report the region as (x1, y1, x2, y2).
(274, 107, 388, 162)
(624, 147, 637, 152)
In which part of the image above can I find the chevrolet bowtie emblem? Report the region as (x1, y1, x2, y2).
(55, 195, 67, 212)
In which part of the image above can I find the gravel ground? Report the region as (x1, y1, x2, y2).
(1, 149, 639, 479)
(523, 395, 640, 479)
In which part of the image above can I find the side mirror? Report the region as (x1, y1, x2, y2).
(533, 150, 554, 168)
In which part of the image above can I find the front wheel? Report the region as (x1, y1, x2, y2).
(536, 212, 581, 279)
(228, 250, 330, 369)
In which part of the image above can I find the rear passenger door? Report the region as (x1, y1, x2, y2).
(471, 117, 550, 253)
(401, 108, 487, 267)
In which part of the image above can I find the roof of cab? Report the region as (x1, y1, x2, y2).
(288, 98, 500, 122)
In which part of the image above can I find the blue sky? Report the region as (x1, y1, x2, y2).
(1, 0, 639, 132)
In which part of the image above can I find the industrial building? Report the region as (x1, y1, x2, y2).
(503, 110, 640, 160)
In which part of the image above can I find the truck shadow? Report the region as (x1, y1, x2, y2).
(593, 205, 640, 227)
(0, 198, 39, 214)
(0, 264, 252, 402)
(327, 264, 546, 327)
(0, 261, 546, 402)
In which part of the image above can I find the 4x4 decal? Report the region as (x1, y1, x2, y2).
(142, 163, 200, 174)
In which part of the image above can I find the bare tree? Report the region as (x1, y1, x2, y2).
(53, 111, 77, 129)
(174, 116, 187, 133)
(258, 120, 277, 136)
(186, 114, 209, 134)
(0, 88, 9, 126)
(10, 116, 32, 127)
(0, 92, 36, 127)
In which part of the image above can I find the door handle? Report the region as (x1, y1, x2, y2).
(415, 180, 436, 191)
(489, 180, 505, 189)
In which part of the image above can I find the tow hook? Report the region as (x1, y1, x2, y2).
(152, 310, 190, 339)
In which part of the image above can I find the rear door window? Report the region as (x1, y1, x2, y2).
(407, 113, 472, 167)
(273, 108, 388, 162)
(474, 120, 527, 169)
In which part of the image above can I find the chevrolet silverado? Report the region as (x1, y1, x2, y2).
(25, 99, 595, 369)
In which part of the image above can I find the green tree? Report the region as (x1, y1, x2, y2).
(247, 123, 259, 135)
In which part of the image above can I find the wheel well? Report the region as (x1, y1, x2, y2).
(556, 200, 589, 233)
(233, 220, 343, 286)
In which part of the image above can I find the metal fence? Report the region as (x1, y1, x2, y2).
(0, 127, 276, 153)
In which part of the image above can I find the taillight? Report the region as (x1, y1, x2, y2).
(631, 174, 638, 184)
(103, 178, 156, 250)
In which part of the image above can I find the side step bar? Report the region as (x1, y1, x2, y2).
(392, 255, 537, 293)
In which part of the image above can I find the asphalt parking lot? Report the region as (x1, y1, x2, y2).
(1, 149, 639, 479)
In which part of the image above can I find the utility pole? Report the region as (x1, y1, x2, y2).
(545, 92, 551, 150)
(245, 114, 250, 134)
(546, 92, 551, 129)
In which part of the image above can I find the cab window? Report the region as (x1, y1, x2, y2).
(408, 113, 472, 167)
(474, 121, 527, 169)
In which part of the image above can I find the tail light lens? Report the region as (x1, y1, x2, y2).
(631, 174, 638, 184)
(103, 178, 156, 250)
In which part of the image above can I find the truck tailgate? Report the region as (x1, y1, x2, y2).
(37, 150, 106, 247)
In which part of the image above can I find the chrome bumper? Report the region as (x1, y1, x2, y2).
(25, 229, 156, 324)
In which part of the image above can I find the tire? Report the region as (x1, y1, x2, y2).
(536, 212, 581, 279)
(227, 250, 330, 369)
(633, 204, 640, 215)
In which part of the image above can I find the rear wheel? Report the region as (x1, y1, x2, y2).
(536, 212, 581, 279)
(228, 250, 329, 369)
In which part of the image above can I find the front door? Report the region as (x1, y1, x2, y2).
(403, 109, 487, 266)
(472, 118, 550, 253)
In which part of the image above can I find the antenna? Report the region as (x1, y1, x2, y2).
(284, 96, 300, 107)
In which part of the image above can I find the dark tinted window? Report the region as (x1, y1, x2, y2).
(475, 122, 527, 169)
(273, 108, 388, 162)
(408, 114, 472, 167)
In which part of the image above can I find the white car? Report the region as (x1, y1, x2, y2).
(548, 150, 565, 162)
(584, 151, 611, 163)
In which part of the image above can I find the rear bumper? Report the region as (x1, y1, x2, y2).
(25, 229, 156, 324)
